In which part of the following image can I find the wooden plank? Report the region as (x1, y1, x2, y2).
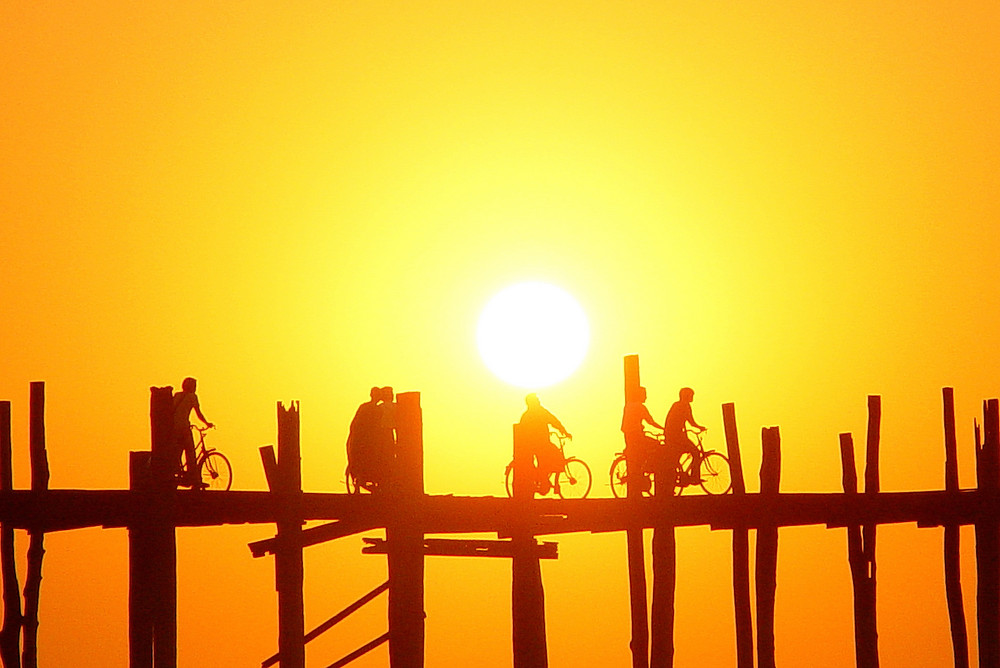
(362, 537, 557, 559)
(722, 403, 752, 668)
(22, 382, 48, 668)
(649, 515, 675, 668)
(976, 399, 1000, 668)
(0, 401, 21, 668)
(388, 391, 425, 668)
(756, 426, 780, 668)
(327, 632, 390, 668)
(275, 401, 305, 668)
(942, 388, 969, 668)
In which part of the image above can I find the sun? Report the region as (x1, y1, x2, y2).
(476, 281, 590, 389)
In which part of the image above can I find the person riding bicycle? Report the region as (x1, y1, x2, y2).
(172, 377, 214, 487)
(664, 387, 706, 486)
(519, 393, 571, 494)
(621, 386, 662, 491)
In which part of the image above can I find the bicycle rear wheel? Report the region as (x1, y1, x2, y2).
(610, 456, 628, 499)
(200, 451, 232, 491)
(699, 452, 732, 495)
(556, 458, 592, 499)
(504, 461, 515, 498)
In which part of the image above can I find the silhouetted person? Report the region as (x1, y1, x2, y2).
(172, 377, 213, 486)
(519, 393, 571, 494)
(347, 387, 381, 491)
(621, 386, 662, 489)
(664, 387, 706, 486)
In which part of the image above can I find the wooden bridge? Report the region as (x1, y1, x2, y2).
(0, 355, 998, 668)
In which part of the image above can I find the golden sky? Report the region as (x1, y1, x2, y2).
(2, 2, 999, 665)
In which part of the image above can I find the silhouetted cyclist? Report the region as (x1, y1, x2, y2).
(664, 387, 706, 486)
(172, 377, 213, 487)
(519, 393, 571, 494)
(621, 386, 662, 489)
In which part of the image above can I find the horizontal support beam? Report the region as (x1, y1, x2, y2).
(250, 519, 379, 558)
(0, 489, 996, 536)
(361, 537, 558, 559)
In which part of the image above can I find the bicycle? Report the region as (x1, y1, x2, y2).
(671, 428, 731, 496)
(504, 431, 593, 499)
(609, 430, 661, 498)
(177, 425, 233, 491)
(610, 428, 731, 497)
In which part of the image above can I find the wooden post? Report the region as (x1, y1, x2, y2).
(275, 401, 305, 668)
(511, 421, 547, 668)
(976, 399, 1000, 668)
(756, 426, 781, 668)
(129, 451, 153, 668)
(942, 388, 969, 668)
(722, 403, 753, 668)
(22, 382, 49, 668)
(649, 521, 676, 668)
(129, 387, 177, 668)
(840, 432, 877, 668)
(0, 400, 21, 668)
(861, 396, 880, 666)
(388, 392, 425, 668)
(623, 354, 649, 668)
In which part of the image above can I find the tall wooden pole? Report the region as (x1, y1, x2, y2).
(649, 519, 676, 668)
(756, 426, 781, 668)
(722, 403, 753, 668)
(22, 382, 49, 668)
(976, 399, 1000, 668)
(388, 392, 425, 668)
(128, 387, 177, 668)
(623, 354, 649, 668)
(511, 422, 548, 668)
(275, 401, 305, 668)
(942, 388, 969, 668)
(841, 431, 877, 668)
(0, 400, 20, 668)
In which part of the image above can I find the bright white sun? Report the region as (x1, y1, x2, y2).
(476, 281, 590, 389)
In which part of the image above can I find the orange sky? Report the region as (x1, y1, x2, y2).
(2, 2, 999, 665)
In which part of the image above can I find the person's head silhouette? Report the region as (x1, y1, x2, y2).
(679, 387, 694, 402)
(525, 393, 541, 409)
(182, 377, 197, 393)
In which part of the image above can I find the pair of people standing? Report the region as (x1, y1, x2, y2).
(346, 386, 396, 491)
(621, 386, 705, 487)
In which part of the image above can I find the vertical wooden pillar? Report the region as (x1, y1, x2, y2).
(840, 431, 878, 668)
(942, 388, 969, 668)
(275, 401, 305, 668)
(649, 520, 676, 668)
(623, 354, 649, 668)
(722, 403, 753, 668)
(756, 426, 781, 668)
(388, 392, 425, 668)
(0, 400, 21, 668)
(129, 451, 153, 668)
(129, 387, 177, 668)
(511, 422, 547, 668)
(976, 399, 1000, 668)
(22, 382, 49, 668)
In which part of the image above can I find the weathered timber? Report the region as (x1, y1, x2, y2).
(363, 537, 557, 559)
(274, 401, 305, 668)
(841, 432, 878, 668)
(756, 426, 780, 668)
(511, 421, 548, 668)
(649, 512, 675, 668)
(623, 354, 649, 668)
(4, 488, 1000, 535)
(22, 382, 48, 668)
(387, 392, 425, 668)
(722, 402, 753, 668)
(329, 632, 390, 668)
(862, 396, 881, 666)
(261, 581, 389, 668)
(942, 388, 969, 668)
(0, 401, 20, 668)
(976, 399, 1000, 668)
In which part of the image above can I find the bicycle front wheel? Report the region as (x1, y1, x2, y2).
(557, 458, 592, 499)
(200, 451, 232, 491)
(610, 456, 628, 499)
(699, 452, 732, 495)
